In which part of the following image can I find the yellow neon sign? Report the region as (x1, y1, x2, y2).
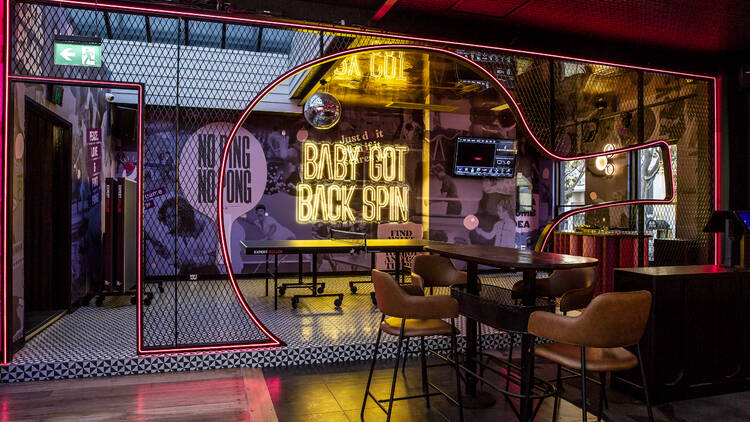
(332, 51, 407, 81)
(362, 185, 409, 222)
(302, 142, 360, 181)
(333, 54, 361, 78)
(368, 145, 408, 182)
(297, 142, 409, 223)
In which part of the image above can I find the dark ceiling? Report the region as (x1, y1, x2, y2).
(150, 0, 750, 73)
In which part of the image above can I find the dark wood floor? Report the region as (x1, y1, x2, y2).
(0, 357, 589, 422)
(0, 367, 275, 422)
(3, 355, 745, 421)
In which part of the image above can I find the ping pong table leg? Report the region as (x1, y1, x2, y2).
(274, 254, 279, 310)
(395, 252, 402, 284)
(312, 252, 318, 296)
(265, 254, 269, 297)
(298, 253, 303, 285)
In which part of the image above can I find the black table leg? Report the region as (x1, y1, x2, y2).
(395, 252, 401, 284)
(274, 254, 279, 310)
(519, 269, 537, 421)
(298, 253, 303, 284)
(265, 254, 269, 297)
(463, 261, 495, 408)
(312, 252, 318, 294)
(280, 253, 325, 294)
(290, 252, 343, 308)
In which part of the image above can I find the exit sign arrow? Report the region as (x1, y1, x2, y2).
(59, 47, 76, 62)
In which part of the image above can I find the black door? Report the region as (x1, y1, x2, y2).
(23, 98, 72, 335)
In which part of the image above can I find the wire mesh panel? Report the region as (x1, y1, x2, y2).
(644, 73, 714, 264)
(553, 61, 640, 157)
(8, 0, 717, 352)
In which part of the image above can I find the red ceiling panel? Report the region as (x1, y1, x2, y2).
(386, 0, 750, 52)
(450, 0, 529, 17)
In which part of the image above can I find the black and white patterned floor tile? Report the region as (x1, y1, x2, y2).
(2, 273, 527, 383)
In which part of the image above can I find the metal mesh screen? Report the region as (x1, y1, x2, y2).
(552, 62, 714, 266)
(644, 73, 714, 264)
(553, 61, 640, 157)
(9, 0, 716, 351)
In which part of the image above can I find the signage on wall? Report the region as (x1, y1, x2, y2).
(376, 222, 422, 271)
(87, 128, 102, 205)
(54, 42, 102, 67)
(178, 122, 267, 233)
(296, 136, 409, 223)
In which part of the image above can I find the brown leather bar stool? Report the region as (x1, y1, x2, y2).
(504, 267, 596, 387)
(511, 267, 596, 312)
(410, 254, 468, 295)
(527, 290, 654, 422)
(362, 270, 464, 422)
(403, 255, 468, 371)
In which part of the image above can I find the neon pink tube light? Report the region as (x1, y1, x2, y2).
(46, 0, 712, 80)
(219, 45, 679, 351)
(0, 0, 720, 361)
(1, 0, 8, 364)
(3, 76, 144, 361)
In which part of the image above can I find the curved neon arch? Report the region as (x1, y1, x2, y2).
(0, 0, 716, 363)
(216, 44, 676, 348)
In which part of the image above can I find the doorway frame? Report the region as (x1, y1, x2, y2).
(5, 76, 144, 363)
(22, 96, 73, 341)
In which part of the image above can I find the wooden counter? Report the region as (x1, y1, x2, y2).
(614, 265, 750, 403)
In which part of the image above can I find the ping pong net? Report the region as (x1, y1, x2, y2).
(330, 229, 368, 254)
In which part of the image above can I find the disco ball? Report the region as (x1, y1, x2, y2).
(304, 92, 342, 130)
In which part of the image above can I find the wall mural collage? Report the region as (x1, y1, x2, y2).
(136, 50, 558, 280)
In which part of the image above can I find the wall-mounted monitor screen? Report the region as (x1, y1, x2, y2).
(453, 137, 516, 178)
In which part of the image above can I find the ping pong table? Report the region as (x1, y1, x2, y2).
(241, 238, 444, 309)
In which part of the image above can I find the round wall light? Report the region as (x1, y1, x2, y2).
(595, 155, 608, 171)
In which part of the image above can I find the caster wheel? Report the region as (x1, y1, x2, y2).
(158, 285, 165, 293)
(370, 292, 377, 305)
(279, 287, 286, 296)
(291, 297, 299, 309)
(317, 286, 325, 294)
(95, 297, 104, 307)
(130, 296, 137, 305)
(350, 285, 357, 294)
(146, 292, 154, 300)
(143, 298, 152, 306)
(334, 298, 342, 307)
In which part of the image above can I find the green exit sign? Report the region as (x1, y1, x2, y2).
(54, 42, 101, 67)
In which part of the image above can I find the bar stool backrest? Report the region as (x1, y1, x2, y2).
(548, 267, 596, 298)
(372, 269, 459, 319)
(528, 290, 652, 348)
(553, 267, 596, 313)
(411, 255, 466, 288)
